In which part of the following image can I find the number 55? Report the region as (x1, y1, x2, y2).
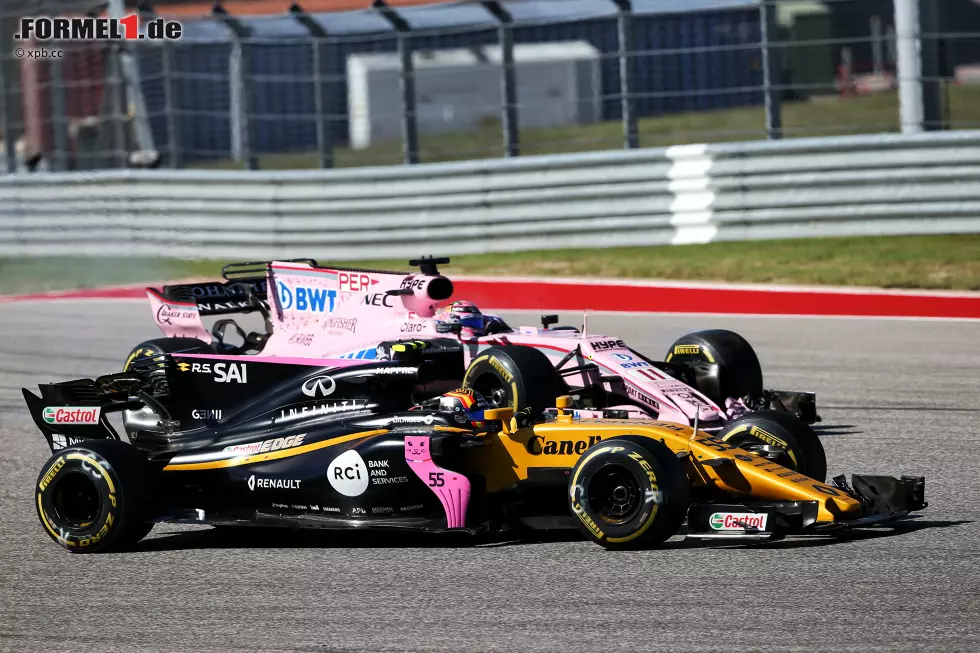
(428, 472, 444, 487)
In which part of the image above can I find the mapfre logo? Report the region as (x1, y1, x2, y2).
(327, 450, 369, 497)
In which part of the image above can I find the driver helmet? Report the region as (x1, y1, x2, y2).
(429, 388, 492, 428)
(436, 300, 485, 336)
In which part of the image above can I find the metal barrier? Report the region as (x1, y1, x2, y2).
(2, 130, 979, 260)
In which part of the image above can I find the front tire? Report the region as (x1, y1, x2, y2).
(717, 410, 827, 482)
(462, 346, 565, 426)
(568, 437, 690, 550)
(665, 329, 763, 405)
(35, 439, 153, 553)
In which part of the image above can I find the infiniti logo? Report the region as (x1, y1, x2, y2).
(302, 376, 336, 398)
(278, 281, 293, 310)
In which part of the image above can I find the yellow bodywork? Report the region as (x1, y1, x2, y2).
(469, 405, 860, 523)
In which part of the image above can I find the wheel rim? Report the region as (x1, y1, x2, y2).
(736, 438, 798, 471)
(51, 472, 102, 528)
(468, 372, 512, 409)
(587, 464, 642, 525)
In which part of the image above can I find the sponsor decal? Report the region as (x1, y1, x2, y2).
(42, 406, 101, 425)
(288, 333, 314, 347)
(590, 339, 627, 351)
(673, 344, 702, 356)
(620, 361, 651, 369)
(223, 434, 306, 455)
(248, 475, 301, 491)
(352, 507, 366, 515)
(526, 435, 602, 456)
(671, 390, 712, 408)
(191, 409, 222, 420)
(400, 322, 425, 333)
(327, 450, 369, 497)
(277, 400, 365, 423)
(368, 459, 410, 486)
(324, 317, 357, 333)
(376, 367, 417, 376)
(50, 434, 85, 450)
(371, 506, 393, 514)
(709, 512, 769, 531)
(15, 14, 182, 42)
(185, 362, 247, 383)
(272, 502, 289, 509)
(488, 356, 513, 382)
(362, 293, 394, 308)
(278, 282, 337, 314)
(400, 277, 426, 292)
(338, 347, 379, 361)
(190, 281, 264, 298)
(613, 353, 633, 361)
(197, 300, 251, 312)
(309, 505, 320, 511)
(399, 504, 424, 512)
(389, 414, 435, 425)
(322, 506, 341, 513)
(626, 385, 660, 410)
(338, 272, 375, 292)
(302, 376, 336, 398)
(156, 305, 197, 325)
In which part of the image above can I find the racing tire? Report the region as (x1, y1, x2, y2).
(461, 345, 566, 427)
(35, 439, 153, 554)
(568, 436, 689, 550)
(665, 329, 764, 405)
(123, 337, 214, 372)
(717, 410, 827, 483)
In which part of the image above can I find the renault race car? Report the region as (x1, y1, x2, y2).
(126, 258, 822, 474)
(25, 344, 925, 553)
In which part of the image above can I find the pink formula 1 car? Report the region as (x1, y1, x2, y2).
(124, 257, 825, 478)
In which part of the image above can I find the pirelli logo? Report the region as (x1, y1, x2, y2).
(673, 345, 701, 356)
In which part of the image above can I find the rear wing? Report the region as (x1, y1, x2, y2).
(22, 369, 163, 454)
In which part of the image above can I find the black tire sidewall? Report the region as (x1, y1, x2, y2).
(718, 410, 827, 483)
(462, 346, 564, 426)
(124, 337, 213, 371)
(666, 329, 763, 403)
(35, 441, 150, 553)
(568, 438, 689, 550)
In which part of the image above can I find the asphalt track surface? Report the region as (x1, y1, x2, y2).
(1, 301, 978, 653)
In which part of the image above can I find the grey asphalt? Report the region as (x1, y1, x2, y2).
(1, 301, 978, 652)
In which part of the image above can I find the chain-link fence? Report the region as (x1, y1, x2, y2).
(3, 0, 980, 173)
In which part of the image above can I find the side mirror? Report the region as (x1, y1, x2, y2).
(541, 314, 558, 329)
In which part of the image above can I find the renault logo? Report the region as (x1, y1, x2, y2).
(302, 376, 336, 398)
(247, 474, 255, 491)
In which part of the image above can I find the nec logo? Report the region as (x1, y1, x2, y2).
(362, 293, 394, 308)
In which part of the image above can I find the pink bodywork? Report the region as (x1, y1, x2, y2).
(147, 261, 727, 427)
(405, 436, 470, 529)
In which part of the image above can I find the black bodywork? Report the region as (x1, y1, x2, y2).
(24, 353, 504, 533)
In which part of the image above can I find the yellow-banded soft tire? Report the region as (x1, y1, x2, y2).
(717, 410, 827, 483)
(567, 437, 689, 550)
(462, 345, 565, 427)
(35, 439, 152, 554)
(665, 329, 763, 405)
(123, 337, 214, 372)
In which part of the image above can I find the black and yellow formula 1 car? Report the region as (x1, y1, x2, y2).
(23, 345, 926, 553)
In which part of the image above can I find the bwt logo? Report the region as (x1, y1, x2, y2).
(278, 282, 336, 313)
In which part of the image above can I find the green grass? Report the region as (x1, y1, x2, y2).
(3, 234, 979, 295)
(191, 87, 980, 171)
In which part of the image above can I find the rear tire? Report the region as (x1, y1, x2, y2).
(665, 329, 764, 405)
(123, 337, 214, 372)
(717, 410, 827, 482)
(35, 439, 153, 553)
(462, 346, 566, 426)
(568, 436, 689, 550)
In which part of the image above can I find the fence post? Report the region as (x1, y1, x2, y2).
(50, 54, 70, 171)
(482, 0, 518, 158)
(612, 0, 638, 150)
(161, 40, 182, 168)
(918, 0, 943, 131)
(374, 0, 419, 165)
(108, 44, 129, 168)
(894, 0, 923, 133)
(215, 4, 259, 170)
(108, 0, 156, 163)
(760, 0, 783, 139)
(290, 4, 334, 169)
(0, 18, 15, 173)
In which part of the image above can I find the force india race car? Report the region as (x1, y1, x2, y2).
(24, 343, 926, 553)
(126, 258, 824, 478)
